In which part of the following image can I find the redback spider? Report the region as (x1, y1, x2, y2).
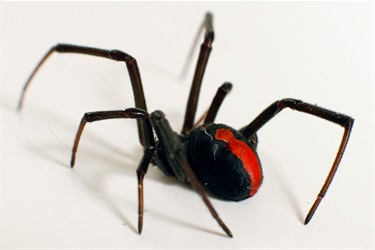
(18, 13, 353, 237)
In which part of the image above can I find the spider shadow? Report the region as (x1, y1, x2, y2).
(146, 199, 228, 238)
(126, 170, 229, 237)
(15, 100, 228, 235)
(72, 156, 227, 236)
(15, 101, 147, 232)
(18, 100, 143, 165)
(261, 151, 305, 224)
(73, 161, 141, 234)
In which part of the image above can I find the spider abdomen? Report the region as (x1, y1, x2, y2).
(185, 124, 263, 201)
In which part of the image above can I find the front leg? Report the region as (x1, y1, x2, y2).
(70, 108, 153, 167)
(18, 44, 150, 147)
(69, 107, 155, 234)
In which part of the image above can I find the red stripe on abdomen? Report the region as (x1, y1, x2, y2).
(215, 128, 262, 197)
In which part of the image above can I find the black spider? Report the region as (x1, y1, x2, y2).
(18, 13, 353, 237)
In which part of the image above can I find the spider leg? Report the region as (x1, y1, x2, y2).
(204, 82, 233, 124)
(240, 98, 354, 224)
(181, 13, 214, 135)
(136, 144, 155, 234)
(69, 107, 155, 234)
(194, 82, 233, 127)
(18, 44, 150, 147)
(179, 12, 207, 80)
(151, 110, 233, 237)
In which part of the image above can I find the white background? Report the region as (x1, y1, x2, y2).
(1, 2, 373, 249)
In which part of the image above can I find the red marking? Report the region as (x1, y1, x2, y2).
(215, 128, 262, 197)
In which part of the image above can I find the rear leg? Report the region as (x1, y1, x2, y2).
(181, 13, 215, 134)
(240, 98, 354, 224)
(194, 82, 233, 127)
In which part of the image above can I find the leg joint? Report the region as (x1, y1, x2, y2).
(108, 49, 134, 62)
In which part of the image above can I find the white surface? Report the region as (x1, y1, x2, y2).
(1, 2, 373, 249)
